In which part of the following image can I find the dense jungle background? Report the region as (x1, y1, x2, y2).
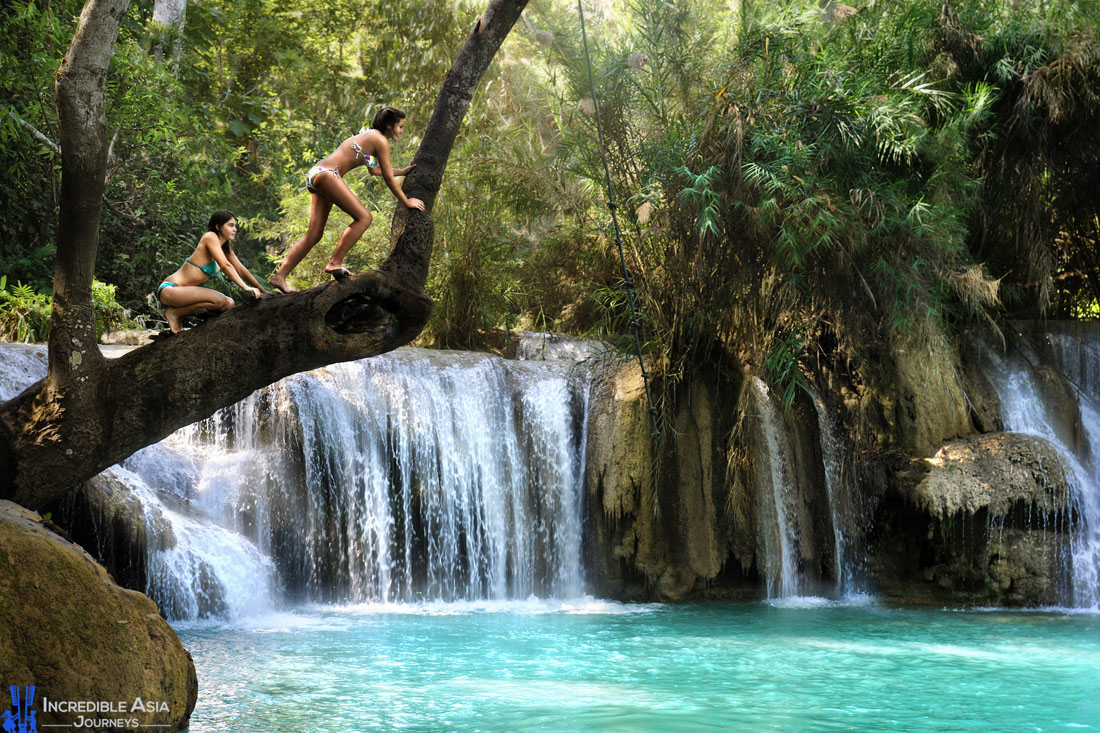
(2, 0, 1099, 407)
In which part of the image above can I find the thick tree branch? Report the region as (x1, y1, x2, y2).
(382, 0, 530, 286)
(0, 0, 529, 509)
(50, 0, 131, 385)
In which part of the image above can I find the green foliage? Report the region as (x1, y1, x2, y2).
(91, 279, 139, 336)
(0, 276, 51, 343)
(3, 0, 1099, 388)
(0, 276, 137, 343)
(763, 326, 812, 412)
(531, 0, 1100, 417)
(0, 0, 82, 293)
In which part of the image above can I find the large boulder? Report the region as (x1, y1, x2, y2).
(0, 500, 196, 730)
(905, 432, 1071, 519)
(868, 433, 1075, 606)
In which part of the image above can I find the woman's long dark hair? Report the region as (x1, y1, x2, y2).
(208, 210, 236, 252)
(371, 106, 406, 134)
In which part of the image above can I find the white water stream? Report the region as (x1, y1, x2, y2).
(982, 341, 1100, 609)
(0, 342, 592, 620)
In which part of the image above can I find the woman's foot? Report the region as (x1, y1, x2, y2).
(325, 266, 352, 281)
(165, 308, 183, 334)
(268, 275, 295, 294)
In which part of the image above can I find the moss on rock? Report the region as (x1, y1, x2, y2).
(0, 500, 196, 730)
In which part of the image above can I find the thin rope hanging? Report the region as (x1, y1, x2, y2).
(577, 0, 660, 440)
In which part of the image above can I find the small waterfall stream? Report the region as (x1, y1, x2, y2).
(752, 378, 864, 600)
(0, 343, 591, 621)
(982, 340, 1100, 609)
(812, 393, 861, 597)
(751, 378, 805, 597)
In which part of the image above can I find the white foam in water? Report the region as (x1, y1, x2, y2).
(764, 595, 862, 609)
(311, 595, 662, 617)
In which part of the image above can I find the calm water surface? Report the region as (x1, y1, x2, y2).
(177, 598, 1100, 731)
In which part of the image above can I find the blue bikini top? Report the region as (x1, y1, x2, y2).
(186, 258, 219, 277)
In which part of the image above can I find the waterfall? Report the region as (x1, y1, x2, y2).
(982, 343, 1100, 609)
(751, 378, 804, 597)
(812, 393, 861, 596)
(0, 344, 591, 620)
(150, 350, 590, 613)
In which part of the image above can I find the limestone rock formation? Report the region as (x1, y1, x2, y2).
(892, 339, 975, 456)
(0, 500, 197, 730)
(907, 433, 1071, 519)
(869, 433, 1075, 606)
(584, 360, 763, 601)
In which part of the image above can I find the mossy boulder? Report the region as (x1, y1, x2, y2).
(0, 500, 197, 730)
(906, 433, 1071, 519)
(869, 433, 1075, 606)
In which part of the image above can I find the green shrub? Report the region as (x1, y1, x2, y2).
(0, 276, 52, 343)
(91, 279, 139, 337)
(0, 277, 138, 343)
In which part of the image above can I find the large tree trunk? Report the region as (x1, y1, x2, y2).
(0, 0, 529, 510)
(150, 0, 187, 64)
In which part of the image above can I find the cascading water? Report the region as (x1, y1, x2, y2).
(751, 378, 804, 597)
(812, 393, 861, 596)
(982, 342, 1100, 609)
(0, 343, 46, 399)
(0, 343, 591, 620)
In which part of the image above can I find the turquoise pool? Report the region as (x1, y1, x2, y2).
(177, 598, 1100, 731)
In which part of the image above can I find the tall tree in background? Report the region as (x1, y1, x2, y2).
(151, 0, 187, 63)
(0, 0, 530, 508)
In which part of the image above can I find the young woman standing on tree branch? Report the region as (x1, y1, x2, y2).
(267, 106, 426, 294)
(156, 210, 268, 334)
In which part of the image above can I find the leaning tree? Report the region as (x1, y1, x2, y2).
(0, 0, 530, 509)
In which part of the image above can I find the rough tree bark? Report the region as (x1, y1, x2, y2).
(0, 0, 530, 509)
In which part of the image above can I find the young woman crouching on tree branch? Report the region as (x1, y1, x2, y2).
(156, 210, 269, 334)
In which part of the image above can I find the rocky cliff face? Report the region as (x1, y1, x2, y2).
(583, 360, 839, 601)
(584, 361, 750, 600)
(0, 500, 197, 730)
(582, 326, 1087, 606)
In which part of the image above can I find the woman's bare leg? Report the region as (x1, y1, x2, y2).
(269, 191, 334, 293)
(159, 286, 234, 333)
(312, 173, 372, 276)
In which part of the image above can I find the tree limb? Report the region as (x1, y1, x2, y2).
(5, 107, 60, 155)
(0, 0, 530, 509)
